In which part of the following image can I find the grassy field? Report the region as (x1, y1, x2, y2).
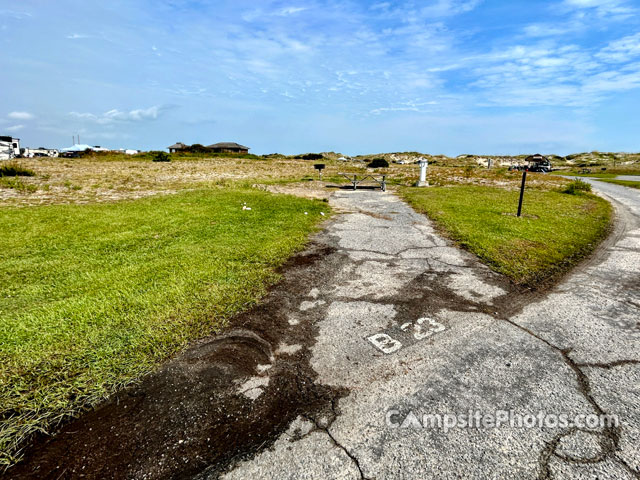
(598, 179, 640, 189)
(401, 185, 612, 286)
(0, 188, 328, 465)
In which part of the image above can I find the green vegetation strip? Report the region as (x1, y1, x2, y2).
(0, 188, 328, 465)
(598, 179, 640, 190)
(401, 185, 612, 286)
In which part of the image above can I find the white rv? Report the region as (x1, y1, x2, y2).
(24, 147, 59, 158)
(0, 136, 21, 160)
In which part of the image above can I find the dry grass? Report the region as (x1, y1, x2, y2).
(0, 154, 574, 207)
(0, 156, 377, 206)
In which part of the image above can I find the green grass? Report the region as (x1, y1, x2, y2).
(401, 185, 612, 286)
(0, 162, 35, 177)
(0, 178, 38, 193)
(598, 179, 640, 190)
(0, 188, 328, 465)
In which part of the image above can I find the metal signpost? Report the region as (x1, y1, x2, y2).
(517, 170, 527, 217)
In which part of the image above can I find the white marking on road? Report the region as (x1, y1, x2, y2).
(413, 317, 446, 340)
(367, 318, 447, 354)
(367, 333, 403, 354)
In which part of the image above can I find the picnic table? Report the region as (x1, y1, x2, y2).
(338, 173, 387, 192)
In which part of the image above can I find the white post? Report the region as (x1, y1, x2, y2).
(416, 158, 429, 187)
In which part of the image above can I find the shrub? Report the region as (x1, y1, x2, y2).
(0, 161, 36, 177)
(298, 153, 324, 161)
(563, 179, 592, 195)
(183, 144, 213, 154)
(367, 158, 389, 168)
(151, 151, 171, 162)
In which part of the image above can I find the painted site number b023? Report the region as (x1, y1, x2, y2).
(367, 317, 446, 355)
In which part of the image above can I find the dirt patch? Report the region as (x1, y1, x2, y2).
(3, 244, 348, 480)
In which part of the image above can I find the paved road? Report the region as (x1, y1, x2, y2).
(219, 184, 640, 479)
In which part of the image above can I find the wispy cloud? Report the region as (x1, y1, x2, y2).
(66, 33, 91, 39)
(276, 6, 308, 16)
(562, 0, 635, 19)
(0, 10, 32, 20)
(69, 106, 167, 124)
(6, 125, 24, 132)
(596, 32, 640, 62)
(8, 111, 34, 120)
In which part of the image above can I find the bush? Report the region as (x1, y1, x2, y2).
(367, 158, 389, 168)
(183, 144, 213, 154)
(297, 153, 324, 161)
(151, 151, 171, 163)
(0, 161, 36, 177)
(563, 179, 592, 195)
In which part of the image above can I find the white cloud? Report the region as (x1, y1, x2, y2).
(7, 125, 24, 132)
(0, 10, 32, 20)
(464, 40, 640, 107)
(562, 0, 634, 19)
(419, 0, 483, 17)
(69, 106, 166, 124)
(66, 33, 90, 39)
(276, 7, 307, 16)
(597, 33, 640, 63)
(8, 111, 34, 120)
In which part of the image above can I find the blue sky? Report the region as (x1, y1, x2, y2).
(2, 0, 640, 155)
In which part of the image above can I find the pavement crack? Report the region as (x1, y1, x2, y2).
(615, 454, 640, 479)
(301, 401, 370, 480)
(497, 318, 627, 479)
(575, 359, 640, 369)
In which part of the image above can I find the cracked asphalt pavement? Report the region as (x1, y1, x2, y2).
(219, 183, 640, 480)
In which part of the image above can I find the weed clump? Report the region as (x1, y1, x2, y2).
(0, 161, 35, 177)
(562, 179, 592, 195)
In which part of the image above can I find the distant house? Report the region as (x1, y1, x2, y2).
(207, 142, 250, 154)
(168, 142, 188, 153)
(0, 136, 21, 160)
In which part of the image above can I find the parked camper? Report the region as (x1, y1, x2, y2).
(0, 136, 21, 160)
(24, 147, 59, 158)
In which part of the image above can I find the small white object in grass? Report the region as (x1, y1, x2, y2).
(320, 212, 325, 216)
(304, 212, 308, 215)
